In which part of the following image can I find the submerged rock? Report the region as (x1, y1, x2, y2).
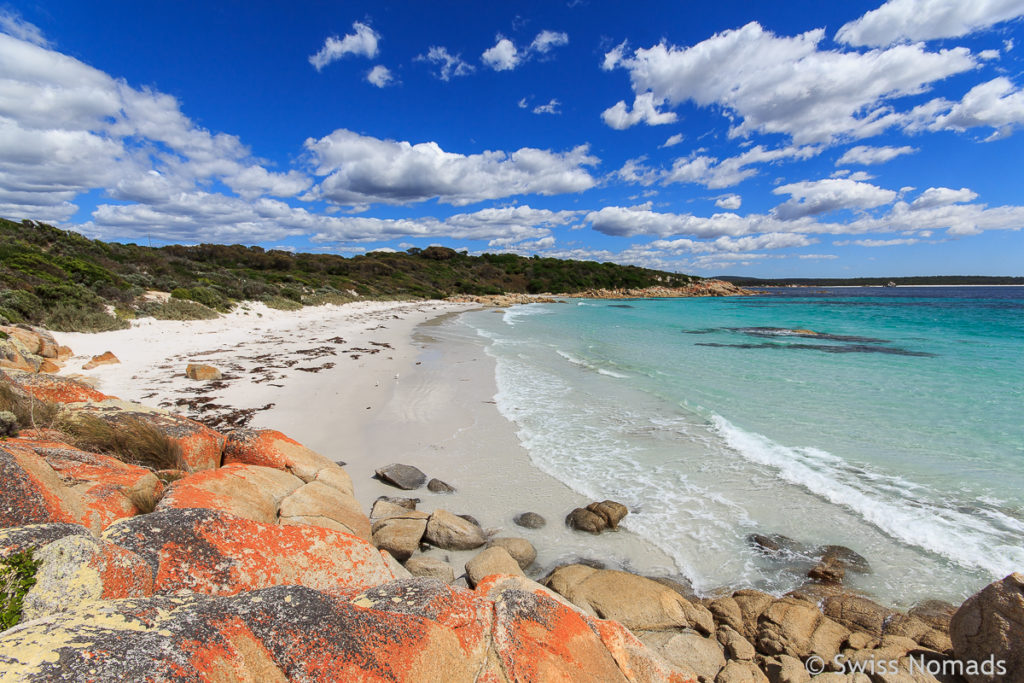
(586, 500, 629, 529)
(513, 511, 546, 529)
(374, 463, 427, 490)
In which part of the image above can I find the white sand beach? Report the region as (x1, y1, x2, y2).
(55, 300, 681, 584)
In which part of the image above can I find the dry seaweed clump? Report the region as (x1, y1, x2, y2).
(61, 414, 185, 472)
(0, 550, 41, 630)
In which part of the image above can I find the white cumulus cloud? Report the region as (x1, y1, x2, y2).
(366, 65, 394, 87)
(715, 194, 742, 210)
(905, 77, 1024, 139)
(305, 129, 598, 206)
(482, 30, 570, 72)
(836, 0, 1024, 47)
(309, 22, 380, 71)
(601, 22, 977, 144)
(772, 178, 898, 220)
(910, 186, 979, 209)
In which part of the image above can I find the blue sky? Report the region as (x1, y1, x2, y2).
(2, 1, 1023, 277)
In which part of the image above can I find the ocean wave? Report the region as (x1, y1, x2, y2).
(710, 414, 1024, 579)
(556, 349, 629, 378)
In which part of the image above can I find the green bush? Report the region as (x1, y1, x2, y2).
(42, 303, 129, 333)
(137, 299, 219, 321)
(262, 295, 302, 311)
(1, 550, 41, 630)
(171, 286, 227, 311)
(0, 289, 42, 322)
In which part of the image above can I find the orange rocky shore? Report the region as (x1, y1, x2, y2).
(1, 324, 1023, 682)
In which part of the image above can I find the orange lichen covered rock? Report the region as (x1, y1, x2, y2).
(72, 399, 226, 471)
(157, 463, 302, 524)
(222, 428, 340, 482)
(9, 438, 162, 530)
(0, 579, 691, 682)
(82, 350, 120, 370)
(102, 508, 397, 596)
(0, 522, 92, 558)
(278, 481, 372, 541)
(2, 370, 111, 404)
(22, 534, 154, 621)
(0, 443, 85, 529)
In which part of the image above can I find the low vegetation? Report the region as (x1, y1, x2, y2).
(0, 218, 695, 331)
(59, 414, 185, 472)
(0, 383, 61, 432)
(0, 550, 41, 631)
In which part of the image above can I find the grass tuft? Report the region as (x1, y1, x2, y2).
(60, 414, 185, 472)
(261, 295, 303, 311)
(122, 486, 163, 514)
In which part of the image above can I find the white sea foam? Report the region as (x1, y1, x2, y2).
(710, 414, 1024, 578)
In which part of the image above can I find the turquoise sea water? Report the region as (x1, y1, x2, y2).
(458, 287, 1024, 606)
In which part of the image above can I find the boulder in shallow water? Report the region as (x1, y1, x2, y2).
(565, 507, 607, 533)
(513, 511, 545, 529)
(424, 509, 486, 550)
(374, 463, 427, 490)
(586, 500, 629, 529)
(817, 544, 871, 574)
(950, 572, 1024, 683)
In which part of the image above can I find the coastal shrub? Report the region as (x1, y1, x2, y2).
(0, 383, 61, 431)
(0, 290, 42, 323)
(137, 299, 220, 321)
(262, 295, 302, 311)
(60, 415, 185, 471)
(0, 550, 41, 631)
(171, 286, 228, 311)
(302, 291, 355, 307)
(42, 303, 129, 333)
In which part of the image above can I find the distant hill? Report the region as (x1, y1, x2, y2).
(716, 275, 1024, 287)
(0, 218, 695, 332)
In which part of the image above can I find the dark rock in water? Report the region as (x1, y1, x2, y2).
(566, 508, 607, 534)
(818, 545, 871, 574)
(513, 512, 546, 529)
(427, 478, 456, 494)
(585, 500, 628, 529)
(807, 559, 845, 585)
(375, 495, 419, 510)
(608, 304, 634, 308)
(374, 463, 427, 490)
(746, 533, 806, 557)
(456, 514, 481, 528)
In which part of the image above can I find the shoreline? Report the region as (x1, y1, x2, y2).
(50, 297, 962, 613)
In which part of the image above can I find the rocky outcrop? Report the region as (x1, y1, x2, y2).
(102, 508, 397, 596)
(0, 579, 691, 682)
(755, 597, 851, 661)
(157, 462, 300, 524)
(2, 369, 109, 404)
(223, 428, 344, 483)
(641, 629, 726, 681)
(0, 442, 85, 528)
(375, 462, 427, 490)
(21, 534, 153, 621)
(950, 572, 1024, 682)
(545, 564, 714, 633)
(0, 326, 62, 373)
(278, 481, 372, 541)
(0, 522, 92, 558)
